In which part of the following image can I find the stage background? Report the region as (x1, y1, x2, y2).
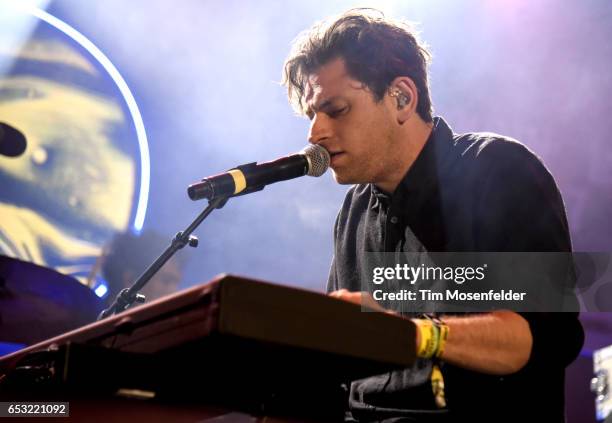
(1, 1, 610, 421)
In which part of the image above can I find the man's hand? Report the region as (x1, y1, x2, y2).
(328, 289, 395, 314)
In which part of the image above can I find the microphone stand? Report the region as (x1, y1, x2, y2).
(97, 196, 229, 320)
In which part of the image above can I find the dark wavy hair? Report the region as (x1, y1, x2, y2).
(282, 9, 433, 122)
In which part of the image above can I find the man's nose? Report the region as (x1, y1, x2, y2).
(308, 113, 332, 145)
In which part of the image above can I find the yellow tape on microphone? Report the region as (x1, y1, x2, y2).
(228, 169, 247, 194)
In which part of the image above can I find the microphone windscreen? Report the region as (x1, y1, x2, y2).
(302, 144, 330, 177)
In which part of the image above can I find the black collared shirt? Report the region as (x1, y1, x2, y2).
(328, 117, 583, 422)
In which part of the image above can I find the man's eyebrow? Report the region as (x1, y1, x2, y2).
(305, 97, 341, 118)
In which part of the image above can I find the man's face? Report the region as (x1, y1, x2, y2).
(305, 58, 400, 189)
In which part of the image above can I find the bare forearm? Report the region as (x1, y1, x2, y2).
(328, 290, 533, 375)
(433, 311, 533, 375)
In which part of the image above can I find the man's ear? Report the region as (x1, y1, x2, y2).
(388, 77, 418, 124)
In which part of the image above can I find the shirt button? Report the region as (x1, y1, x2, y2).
(390, 216, 398, 224)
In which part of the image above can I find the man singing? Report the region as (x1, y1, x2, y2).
(282, 9, 583, 422)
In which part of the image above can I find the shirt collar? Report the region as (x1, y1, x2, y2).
(370, 116, 456, 210)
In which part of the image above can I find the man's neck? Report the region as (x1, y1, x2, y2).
(375, 118, 434, 194)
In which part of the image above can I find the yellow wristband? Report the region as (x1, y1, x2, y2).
(415, 320, 430, 357)
(431, 364, 447, 408)
(415, 319, 439, 359)
(436, 323, 450, 358)
(416, 318, 449, 359)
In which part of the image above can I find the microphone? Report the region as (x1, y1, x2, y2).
(188, 144, 330, 201)
(0, 122, 27, 157)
